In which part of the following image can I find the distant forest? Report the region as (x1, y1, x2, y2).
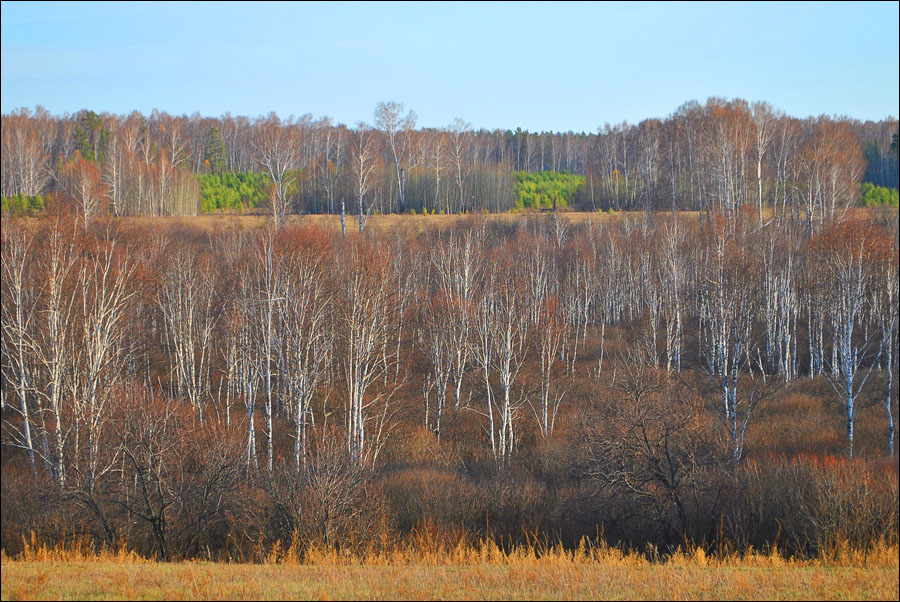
(2, 98, 898, 220)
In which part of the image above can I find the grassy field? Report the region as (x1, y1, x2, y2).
(3, 559, 897, 600)
(3, 543, 898, 601)
(104, 206, 898, 232)
(116, 209, 652, 234)
(18, 206, 895, 236)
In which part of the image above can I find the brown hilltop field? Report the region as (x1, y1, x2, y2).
(15, 205, 895, 234)
(95, 209, 651, 233)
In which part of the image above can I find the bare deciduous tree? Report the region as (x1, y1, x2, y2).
(813, 220, 889, 457)
(57, 154, 107, 226)
(374, 101, 417, 214)
(254, 114, 299, 229)
(33, 218, 79, 485)
(157, 246, 218, 423)
(72, 229, 135, 491)
(698, 215, 762, 461)
(449, 118, 472, 213)
(872, 235, 899, 456)
(1, 225, 39, 474)
(348, 123, 380, 235)
(578, 361, 727, 542)
(279, 232, 333, 471)
(473, 252, 529, 464)
(337, 239, 397, 467)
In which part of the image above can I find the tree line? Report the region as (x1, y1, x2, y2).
(2, 99, 897, 223)
(2, 210, 897, 558)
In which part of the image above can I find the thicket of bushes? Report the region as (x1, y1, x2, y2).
(2, 372, 896, 561)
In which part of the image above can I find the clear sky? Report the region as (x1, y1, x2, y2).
(1, 1, 898, 132)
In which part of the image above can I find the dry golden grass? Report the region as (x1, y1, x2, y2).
(114, 209, 653, 234)
(3, 537, 897, 601)
(3, 558, 896, 600)
(18, 206, 893, 236)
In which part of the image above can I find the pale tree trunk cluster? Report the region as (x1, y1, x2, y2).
(337, 238, 397, 467)
(2, 220, 134, 496)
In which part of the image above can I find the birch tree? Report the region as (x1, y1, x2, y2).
(337, 238, 396, 467)
(418, 287, 455, 436)
(348, 123, 380, 235)
(57, 153, 106, 226)
(524, 232, 569, 438)
(429, 227, 483, 409)
(698, 214, 762, 461)
(473, 251, 529, 464)
(872, 240, 899, 456)
(427, 130, 448, 213)
(279, 233, 333, 471)
(229, 273, 261, 472)
(751, 102, 780, 226)
(254, 115, 299, 229)
(0, 109, 49, 197)
(32, 219, 79, 485)
(374, 102, 417, 214)
(761, 228, 800, 380)
(659, 219, 688, 374)
(449, 118, 472, 212)
(813, 220, 888, 457)
(1, 225, 39, 474)
(219, 231, 261, 472)
(157, 246, 218, 423)
(72, 230, 135, 491)
(254, 227, 282, 474)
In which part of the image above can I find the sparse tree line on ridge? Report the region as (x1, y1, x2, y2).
(2, 98, 898, 225)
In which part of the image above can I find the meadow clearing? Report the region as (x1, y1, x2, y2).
(3, 541, 898, 601)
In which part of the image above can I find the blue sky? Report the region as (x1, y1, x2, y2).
(1, 1, 898, 132)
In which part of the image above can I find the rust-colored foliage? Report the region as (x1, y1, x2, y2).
(1, 214, 897, 562)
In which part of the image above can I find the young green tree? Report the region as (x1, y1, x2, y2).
(205, 127, 228, 175)
(73, 110, 109, 163)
